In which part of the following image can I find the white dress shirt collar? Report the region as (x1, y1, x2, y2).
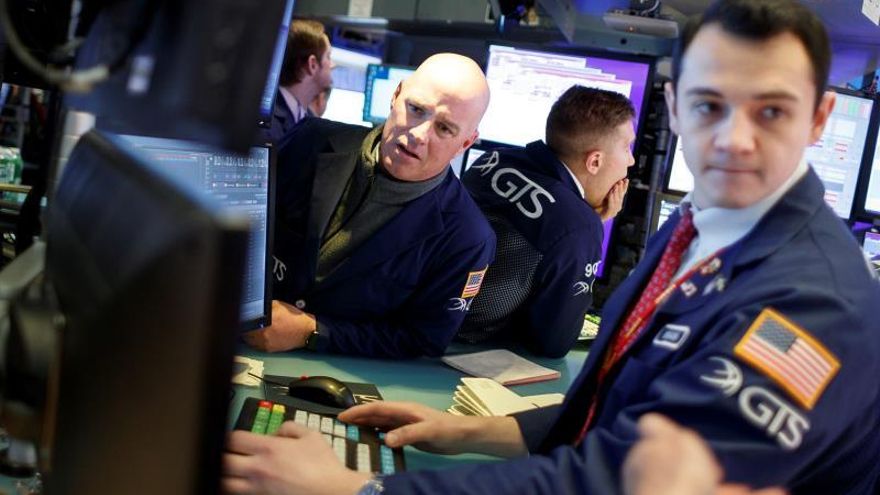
(278, 86, 308, 123)
(674, 157, 810, 277)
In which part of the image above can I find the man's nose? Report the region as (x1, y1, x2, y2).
(409, 119, 432, 145)
(713, 110, 757, 155)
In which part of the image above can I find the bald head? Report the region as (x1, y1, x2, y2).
(380, 53, 491, 182)
(409, 53, 490, 128)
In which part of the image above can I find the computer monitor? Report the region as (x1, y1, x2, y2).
(320, 47, 381, 127)
(648, 193, 684, 236)
(117, 134, 274, 329)
(862, 230, 880, 261)
(663, 137, 693, 195)
(479, 44, 652, 147)
(363, 64, 417, 124)
(42, 130, 247, 493)
(666, 88, 876, 221)
(806, 89, 875, 220)
(257, 0, 297, 127)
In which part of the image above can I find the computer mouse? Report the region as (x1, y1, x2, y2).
(287, 376, 357, 409)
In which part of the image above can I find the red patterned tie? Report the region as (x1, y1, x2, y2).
(575, 207, 696, 443)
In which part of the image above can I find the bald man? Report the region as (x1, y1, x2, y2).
(245, 54, 495, 358)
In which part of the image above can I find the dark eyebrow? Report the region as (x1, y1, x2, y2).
(684, 87, 800, 102)
(438, 118, 460, 135)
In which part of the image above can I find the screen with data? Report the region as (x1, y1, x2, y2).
(806, 91, 874, 219)
(479, 45, 651, 147)
(321, 47, 381, 127)
(665, 90, 874, 220)
(363, 64, 417, 124)
(119, 135, 272, 327)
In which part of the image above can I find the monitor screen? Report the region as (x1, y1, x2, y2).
(479, 45, 652, 147)
(806, 90, 874, 219)
(118, 134, 273, 329)
(320, 47, 380, 127)
(649, 194, 683, 236)
(43, 130, 245, 494)
(863, 230, 880, 261)
(323, 88, 372, 127)
(258, 0, 296, 126)
(664, 137, 693, 195)
(667, 89, 875, 220)
(363, 64, 417, 124)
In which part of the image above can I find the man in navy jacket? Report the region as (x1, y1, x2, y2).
(458, 87, 633, 357)
(224, 1, 880, 493)
(243, 53, 495, 358)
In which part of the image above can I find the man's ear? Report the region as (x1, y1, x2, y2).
(809, 90, 835, 144)
(664, 81, 680, 136)
(460, 130, 479, 153)
(307, 54, 319, 76)
(585, 150, 602, 176)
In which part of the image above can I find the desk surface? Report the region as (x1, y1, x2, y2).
(230, 343, 590, 471)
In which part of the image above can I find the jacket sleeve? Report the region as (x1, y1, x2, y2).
(519, 224, 604, 358)
(381, 285, 880, 494)
(312, 235, 496, 358)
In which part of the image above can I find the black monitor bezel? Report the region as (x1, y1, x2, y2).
(93, 127, 276, 330)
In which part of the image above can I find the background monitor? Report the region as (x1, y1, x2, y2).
(663, 137, 693, 195)
(806, 89, 875, 219)
(479, 44, 652, 147)
(863, 230, 880, 261)
(42, 130, 247, 494)
(363, 64, 417, 124)
(665, 88, 876, 221)
(648, 193, 683, 236)
(257, 0, 296, 126)
(118, 134, 273, 329)
(321, 47, 381, 127)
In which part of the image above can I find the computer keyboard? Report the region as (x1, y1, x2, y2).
(235, 397, 405, 474)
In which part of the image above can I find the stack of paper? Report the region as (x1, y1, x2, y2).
(441, 349, 560, 385)
(232, 355, 264, 386)
(448, 377, 564, 416)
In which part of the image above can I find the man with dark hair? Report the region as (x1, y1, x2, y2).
(243, 53, 495, 358)
(457, 86, 633, 358)
(223, 1, 880, 493)
(268, 19, 333, 143)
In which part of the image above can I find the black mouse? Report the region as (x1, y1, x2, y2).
(287, 376, 357, 409)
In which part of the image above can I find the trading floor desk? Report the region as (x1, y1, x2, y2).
(230, 343, 590, 471)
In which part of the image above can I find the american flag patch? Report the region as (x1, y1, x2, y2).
(460, 268, 487, 299)
(734, 308, 840, 410)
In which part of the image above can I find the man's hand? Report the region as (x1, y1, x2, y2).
(223, 422, 369, 495)
(594, 178, 629, 222)
(339, 401, 527, 458)
(623, 414, 787, 495)
(242, 300, 316, 352)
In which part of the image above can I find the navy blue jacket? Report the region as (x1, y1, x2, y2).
(273, 119, 495, 358)
(461, 141, 605, 357)
(263, 90, 310, 145)
(384, 168, 880, 493)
